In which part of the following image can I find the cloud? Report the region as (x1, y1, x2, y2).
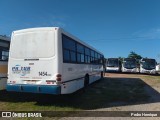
(132, 28, 160, 40)
(16, 14, 67, 28)
(49, 21, 66, 27)
(38, 14, 68, 28)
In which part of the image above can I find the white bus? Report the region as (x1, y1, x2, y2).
(156, 63, 160, 73)
(105, 58, 121, 72)
(0, 35, 10, 90)
(7, 27, 104, 94)
(122, 58, 139, 73)
(140, 58, 157, 74)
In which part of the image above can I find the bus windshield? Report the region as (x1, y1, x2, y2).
(142, 59, 156, 70)
(124, 59, 136, 69)
(10, 31, 55, 59)
(107, 59, 119, 67)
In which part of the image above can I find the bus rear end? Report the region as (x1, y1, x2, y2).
(7, 27, 61, 94)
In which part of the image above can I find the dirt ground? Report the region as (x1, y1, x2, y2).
(60, 73, 160, 120)
(99, 73, 160, 111)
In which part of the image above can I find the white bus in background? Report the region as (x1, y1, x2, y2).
(156, 63, 160, 73)
(0, 35, 10, 90)
(7, 27, 104, 94)
(140, 58, 157, 74)
(105, 58, 121, 72)
(122, 58, 139, 73)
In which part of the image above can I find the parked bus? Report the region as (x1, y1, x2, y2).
(0, 35, 10, 90)
(140, 58, 157, 74)
(105, 58, 121, 72)
(122, 58, 139, 73)
(7, 27, 104, 94)
(156, 63, 160, 73)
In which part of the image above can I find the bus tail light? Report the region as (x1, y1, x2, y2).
(56, 74, 62, 84)
(56, 74, 61, 81)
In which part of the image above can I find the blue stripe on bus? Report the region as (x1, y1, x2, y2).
(6, 84, 61, 95)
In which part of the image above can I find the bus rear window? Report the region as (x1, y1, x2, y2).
(10, 31, 55, 59)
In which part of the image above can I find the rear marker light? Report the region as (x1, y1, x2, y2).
(56, 77, 61, 81)
(56, 74, 61, 77)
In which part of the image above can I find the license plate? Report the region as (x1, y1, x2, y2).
(145, 71, 150, 73)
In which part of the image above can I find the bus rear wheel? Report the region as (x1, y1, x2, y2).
(101, 71, 104, 79)
(84, 74, 89, 87)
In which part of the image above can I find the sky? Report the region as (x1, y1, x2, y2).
(0, 0, 160, 62)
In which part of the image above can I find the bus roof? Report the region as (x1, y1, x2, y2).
(12, 27, 55, 34)
(123, 58, 136, 61)
(12, 27, 104, 55)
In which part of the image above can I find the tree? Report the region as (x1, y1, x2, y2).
(128, 51, 142, 59)
(118, 56, 124, 62)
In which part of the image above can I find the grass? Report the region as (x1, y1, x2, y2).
(141, 75, 160, 82)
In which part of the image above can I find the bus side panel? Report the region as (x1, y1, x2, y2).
(61, 64, 85, 94)
(61, 64, 102, 94)
(90, 73, 101, 83)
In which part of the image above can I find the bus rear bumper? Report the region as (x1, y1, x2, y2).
(6, 84, 61, 95)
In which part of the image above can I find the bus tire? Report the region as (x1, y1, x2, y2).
(101, 71, 104, 79)
(84, 74, 89, 87)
